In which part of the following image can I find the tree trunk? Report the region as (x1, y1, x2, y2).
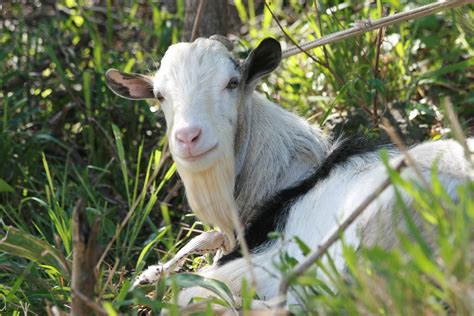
(162, 0, 177, 13)
(182, 0, 229, 41)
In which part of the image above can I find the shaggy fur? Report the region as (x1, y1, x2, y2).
(105, 37, 473, 306)
(176, 140, 238, 247)
(219, 136, 387, 265)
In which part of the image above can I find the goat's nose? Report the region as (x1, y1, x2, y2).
(175, 126, 202, 146)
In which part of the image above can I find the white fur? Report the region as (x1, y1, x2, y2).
(145, 38, 473, 306)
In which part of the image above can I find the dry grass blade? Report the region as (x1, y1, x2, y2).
(380, 118, 430, 189)
(444, 99, 474, 171)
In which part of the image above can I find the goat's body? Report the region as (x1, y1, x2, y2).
(179, 93, 472, 305)
(106, 37, 472, 307)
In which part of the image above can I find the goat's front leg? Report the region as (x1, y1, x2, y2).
(132, 231, 231, 288)
(178, 250, 280, 308)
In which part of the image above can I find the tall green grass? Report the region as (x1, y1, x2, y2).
(0, 0, 472, 314)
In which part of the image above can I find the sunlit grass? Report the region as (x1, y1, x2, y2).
(0, 0, 472, 314)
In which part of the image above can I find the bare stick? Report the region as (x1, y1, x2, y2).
(72, 288, 108, 315)
(71, 198, 103, 316)
(264, 1, 323, 67)
(275, 159, 406, 308)
(228, 202, 258, 288)
(282, 0, 473, 59)
(371, 5, 387, 128)
(190, 0, 208, 42)
(380, 118, 430, 189)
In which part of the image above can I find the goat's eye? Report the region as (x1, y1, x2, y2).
(156, 93, 164, 102)
(226, 77, 239, 90)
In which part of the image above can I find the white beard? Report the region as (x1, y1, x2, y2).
(175, 141, 238, 249)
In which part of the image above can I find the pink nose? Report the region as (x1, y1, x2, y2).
(175, 126, 202, 148)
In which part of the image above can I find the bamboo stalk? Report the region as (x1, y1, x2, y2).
(282, 0, 473, 58)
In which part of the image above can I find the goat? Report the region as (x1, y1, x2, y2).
(105, 36, 473, 306)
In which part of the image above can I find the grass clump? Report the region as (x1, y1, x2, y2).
(0, 0, 473, 314)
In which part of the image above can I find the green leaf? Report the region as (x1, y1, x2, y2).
(0, 226, 70, 278)
(135, 227, 169, 270)
(293, 236, 311, 256)
(112, 123, 131, 205)
(0, 179, 14, 193)
(170, 273, 236, 308)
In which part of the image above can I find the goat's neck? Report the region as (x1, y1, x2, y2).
(234, 93, 330, 223)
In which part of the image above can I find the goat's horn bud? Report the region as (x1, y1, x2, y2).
(209, 34, 234, 51)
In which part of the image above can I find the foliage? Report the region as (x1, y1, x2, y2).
(0, 0, 472, 314)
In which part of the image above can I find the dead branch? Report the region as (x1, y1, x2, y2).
(282, 0, 473, 59)
(71, 198, 103, 316)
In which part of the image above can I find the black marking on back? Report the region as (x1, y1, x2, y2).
(218, 136, 388, 265)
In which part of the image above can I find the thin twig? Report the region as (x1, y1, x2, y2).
(96, 257, 120, 301)
(443, 99, 474, 176)
(264, 1, 325, 67)
(314, 2, 330, 70)
(275, 159, 407, 308)
(190, 0, 208, 42)
(228, 202, 257, 288)
(161, 180, 182, 206)
(282, 0, 472, 58)
(71, 288, 108, 315)
(265, 1, 346, 87)
(380, 118, 430, 189)
(371, 6, 386, 128)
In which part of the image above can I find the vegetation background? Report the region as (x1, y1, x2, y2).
(0, 0, 473, 314)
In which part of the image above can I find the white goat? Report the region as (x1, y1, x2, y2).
(105, 37, 473, 306)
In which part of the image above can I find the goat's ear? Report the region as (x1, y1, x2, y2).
(243, 38, 281, 88)
(105, 69, 154, 100)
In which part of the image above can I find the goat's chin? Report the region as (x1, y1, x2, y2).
(172, 148, 221, 172)
(175, 142, 238, 248)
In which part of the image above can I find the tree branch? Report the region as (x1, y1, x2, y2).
(282, 0, 472, 59)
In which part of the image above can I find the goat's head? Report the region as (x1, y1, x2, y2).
(105, 37, 281, 241)
(106, 37, 281, 171)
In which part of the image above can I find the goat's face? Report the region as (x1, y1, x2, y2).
(106, 37, 281, 172)
(154, 39, 241, 170)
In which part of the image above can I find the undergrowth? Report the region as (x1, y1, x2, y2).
(0, 0, 473, 314)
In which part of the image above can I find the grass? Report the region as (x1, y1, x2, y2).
(0, 0, 473, 314)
